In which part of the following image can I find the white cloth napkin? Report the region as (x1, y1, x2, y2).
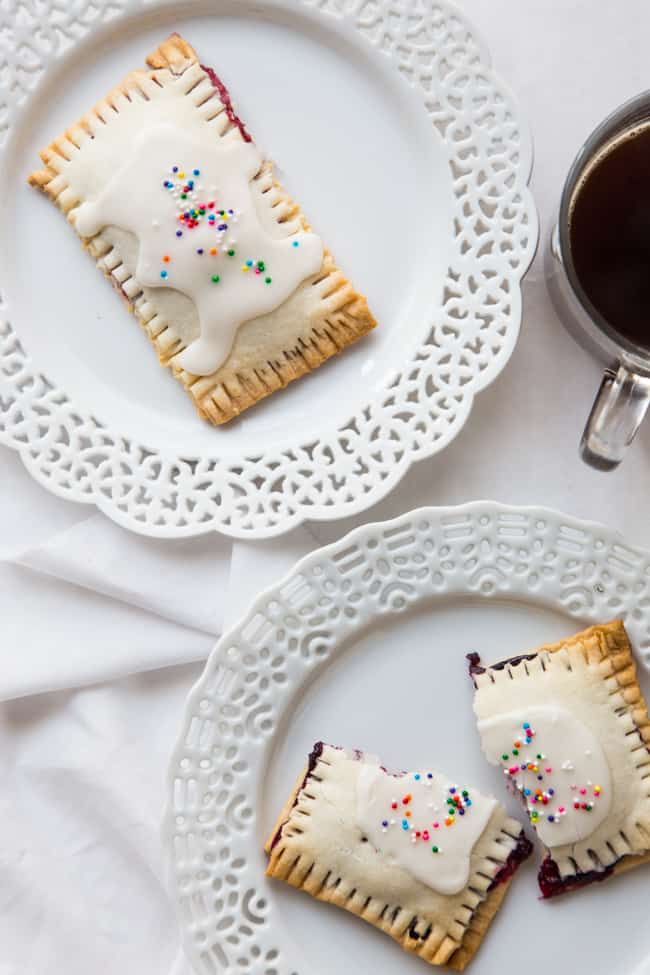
(0, 451, 219, 700)
(0, 448, 319, 975)
(0, 663, 200, 975)
(0, 450, 318, 702)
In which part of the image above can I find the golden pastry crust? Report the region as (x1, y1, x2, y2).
(471, 620, 650, 894)
(265, 744, 530, 971)
(531, 620, 650, 738)
(528, 621, 650, 883)
(28, 33, 376, 425)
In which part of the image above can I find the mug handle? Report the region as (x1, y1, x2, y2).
(581, 364, 650, 470)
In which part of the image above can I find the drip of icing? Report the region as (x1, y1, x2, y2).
(356, 761, 496, 896)
(74, 124, 323, 376)
(477, 705, 612, 847)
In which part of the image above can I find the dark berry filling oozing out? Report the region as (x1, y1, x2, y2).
(466, 651, 538, 677)
(490, 830, 534, 889)
(537, 855, 614, 898)
(200, 63, 252, 143)
(269, 741, 324, 851)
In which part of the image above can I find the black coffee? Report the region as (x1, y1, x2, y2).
(569, 123, 650, 349)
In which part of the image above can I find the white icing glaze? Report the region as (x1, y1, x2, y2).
(73, 124, 324, 375)
(356, 760, 497, 896)
(477, 705, 612, 847)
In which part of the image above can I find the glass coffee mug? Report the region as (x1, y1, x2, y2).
(547, 91, 650, 470)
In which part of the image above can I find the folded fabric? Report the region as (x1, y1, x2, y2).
(0, 447, 318, 702)
(0, 663, 201, 975)
(0, 560, 215, 701)
(14, 515, 229, 636)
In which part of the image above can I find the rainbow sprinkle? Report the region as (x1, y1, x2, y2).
(499, 721, 604, 828)
(158, 164, 308, 290)
(376, 773, 474, 856)
(162, 165, 240, 244)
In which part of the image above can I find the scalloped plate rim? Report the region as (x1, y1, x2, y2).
(172, 500, 650, 684)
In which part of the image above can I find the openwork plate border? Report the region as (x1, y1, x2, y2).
(0, 1, 538, 537)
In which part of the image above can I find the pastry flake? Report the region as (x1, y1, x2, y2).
(29, 33, 376, 424)
(469, 619, 650, 897)
(265, 742, 531, 970)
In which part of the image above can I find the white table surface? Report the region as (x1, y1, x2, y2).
(3, 2, 650, 973)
